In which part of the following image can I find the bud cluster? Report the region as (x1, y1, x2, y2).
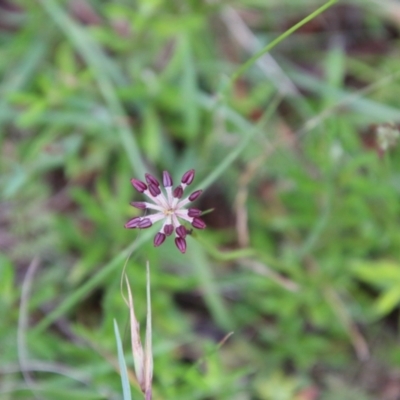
(125, 169, 206, 253)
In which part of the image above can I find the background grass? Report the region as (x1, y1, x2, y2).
(2, 0, 400, 399)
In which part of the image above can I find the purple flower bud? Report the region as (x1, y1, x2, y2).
(126, 168, 206, 254)
(124, 216, 141, 228)
(154, 232, 166, 247)
(163, 171, 173, 187)
(192, 217, 206, 229)
(131, 201, 147, 209)
(138, 218, 152, 229)
(145, 173, 160, 187)
(181, 169, 195, 185)
(176, 225, 187, 238)
(131, 179, 147, 193)
(188, 208, 202, 217)
(173, 185, 183, 199)
(188, 190, 202, 202)
(164, 224, 173, 236)
(175, 237, 187, 253)
(148, 183, 161, 197)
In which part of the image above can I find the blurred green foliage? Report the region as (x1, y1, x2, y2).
(1, 0, 400, 399)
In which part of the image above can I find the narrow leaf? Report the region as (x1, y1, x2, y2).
(125, 275, 144, 389)
(144, 261, 153, 398)
(113, 319, 132, 400)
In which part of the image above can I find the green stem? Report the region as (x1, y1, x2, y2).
(228, 0, 338, 88)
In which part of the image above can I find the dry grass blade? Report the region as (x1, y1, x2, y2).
(124, 262, 153, 398)
(18, 258, 43, 400)
(221, 7, 299, 96)
(125, 275, 144, 389)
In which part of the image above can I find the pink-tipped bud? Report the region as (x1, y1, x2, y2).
(192, 217, 206, 229)
(138, 218, 152, 229)
(145, 173, 160, 187)
(164, 224, 173, 236)
(131, 201, 147, 209)
(148, 183, 161, 197)
(176, 225, 187, 238)
(188, 190, 202, 202)
(125, 217, 142, 228)
(175, 237, 187, 253)
(188, 208, 202, 217)
(181, 169, 195, 185)
(154, 232, 166, 247)
(163, 171, 173, 187)
(173, 185, 183, 199)
(131, 179, 147, 193)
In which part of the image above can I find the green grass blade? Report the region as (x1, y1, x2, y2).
(189, 239, 234, 331)
(37, 0, 146, 177)
(196, 93, 282, 191)
(31, 230, 153, 335)
(114, 320, 132, 400)
(227, 0, 338, 88)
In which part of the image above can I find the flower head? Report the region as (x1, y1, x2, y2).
(125, 169, 206, 253)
